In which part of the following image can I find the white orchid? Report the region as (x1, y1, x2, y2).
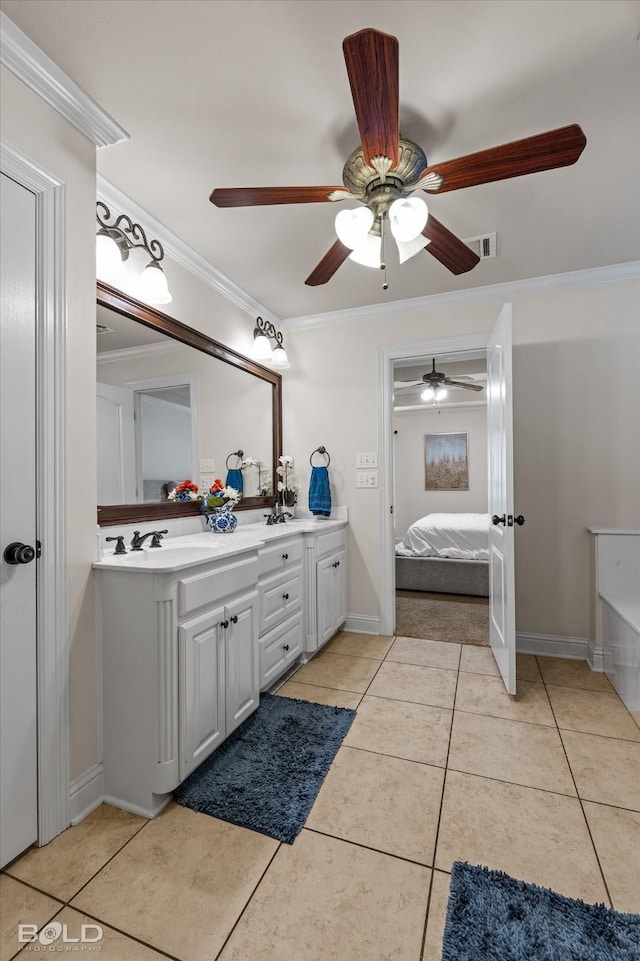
(279, 455, 294, 466)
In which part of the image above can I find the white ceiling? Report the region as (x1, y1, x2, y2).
(4, 0, 640, 321)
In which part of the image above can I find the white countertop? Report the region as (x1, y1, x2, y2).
(586, 526, 640, 535)
(600, 592, 640, 632)
(94, 518, 347, 573)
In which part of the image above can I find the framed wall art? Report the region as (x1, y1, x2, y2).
(425, 431, 469, 491)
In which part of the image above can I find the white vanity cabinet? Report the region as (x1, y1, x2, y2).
(257, 534, 305, 690)
(99, 550, 259, 817)
(305, 526, 348, 653)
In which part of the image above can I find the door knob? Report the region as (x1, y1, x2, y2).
(514, 515, 526, 526)
(3, 542, 36, 565)
(492, 515, 506, 526)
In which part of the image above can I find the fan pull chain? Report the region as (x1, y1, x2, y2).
(380, 215, 389, 290)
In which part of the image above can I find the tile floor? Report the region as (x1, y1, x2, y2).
(2, 634, 639, 960)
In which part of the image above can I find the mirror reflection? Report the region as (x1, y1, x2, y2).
(96, 305, 273, 506)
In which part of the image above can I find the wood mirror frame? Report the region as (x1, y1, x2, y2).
(97, 282, 282, 526)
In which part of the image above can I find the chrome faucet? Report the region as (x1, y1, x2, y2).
(130, 529, 168, 551)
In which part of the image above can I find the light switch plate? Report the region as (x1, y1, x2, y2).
(200, 459, 215, 473)
(356, 471, 378, 488)
(356, 452, 378, 468)
(199, 474, 214, 491)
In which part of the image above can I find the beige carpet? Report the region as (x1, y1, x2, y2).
(395, 590, 489, 646)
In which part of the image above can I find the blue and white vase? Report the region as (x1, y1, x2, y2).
(207, 505, 237, 533)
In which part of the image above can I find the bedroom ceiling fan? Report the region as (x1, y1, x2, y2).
(395, 359, 484, 402)
(210, 28, 586, 288)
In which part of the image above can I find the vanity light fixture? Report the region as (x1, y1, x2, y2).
(96, 201, 173, 305)
(251, 317, 289, 370)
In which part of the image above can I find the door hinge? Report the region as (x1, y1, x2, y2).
(390, 505, 394, 514)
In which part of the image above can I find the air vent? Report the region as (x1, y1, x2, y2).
(464, 232, 497, 259)
(96, 324, 114, 334)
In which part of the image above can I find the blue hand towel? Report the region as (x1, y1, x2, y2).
(309, 466, 331, 517)
(225, 468, 243, 493)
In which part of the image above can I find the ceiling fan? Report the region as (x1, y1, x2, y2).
(395, 359, 485, 401)
(210, 28, 586, 287)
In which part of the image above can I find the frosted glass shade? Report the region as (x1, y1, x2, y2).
(389, 197, 428, 242)
(137, 262, 172, 304)
(270, 346, 290, 369)
(395, 233, 429, 264)
(349, 233, 381, 268)
(335, 207, 374, 249)
(96, 232, 126, 281)
(252, 332, 272, 360)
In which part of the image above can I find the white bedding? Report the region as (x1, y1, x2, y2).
(396, 512, 489, 561)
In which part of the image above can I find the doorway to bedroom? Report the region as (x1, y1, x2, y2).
(392, 349, 490, 646)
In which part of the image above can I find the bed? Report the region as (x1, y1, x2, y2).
(395, 513, 490, 597)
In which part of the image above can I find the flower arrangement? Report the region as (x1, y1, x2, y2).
(276, 455, 297, 508)
(202, 478, 241, 511)
(167, 480, 201, 502)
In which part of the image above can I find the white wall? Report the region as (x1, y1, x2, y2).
(285, 277, 640, 642)
(139, 394, 192, 480)
(393, 405, 488, 540)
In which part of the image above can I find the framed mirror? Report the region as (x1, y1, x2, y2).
(96, 282, 282, 526)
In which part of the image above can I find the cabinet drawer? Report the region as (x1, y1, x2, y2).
(260, 611, 303, 690)
(258, 536, 303, 577)
(178, 556, 258, 618)
(315, 526, 347, 559)
(259, 566, 302, 634)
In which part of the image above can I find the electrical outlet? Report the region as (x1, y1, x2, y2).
(356, 471, 378, 489)
(356, 452, 378, 468)
(200, 459, 215, 473)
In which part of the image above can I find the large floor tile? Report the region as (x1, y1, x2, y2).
(216, 829, 430, 961)
(5, 803, 145, 901)
(537, 656, 614, 692)
(275, 680, 361, 709)
(631, 710, 640, 730)
(344, 695, 452, 767)
(435, 770, 607, 904)
(386, 637, 461, 672)
(459, 648, 542, 682)
(306, 746, 444, 865)
(324, 631, 394, 659)
(366, 661, 457, 709)
(0, 876, 62, 961)
(560, 730, 640, 810)
(455, 673, 555, 727)
(547, 685, 640, 741)
(292, 651, 380, 693)
(422, 870, 451, 961)
(72, 803, 278, 961)
(582, 802, 640, 914)
(449, 711, 576, 796)
(51, 907, 170, 959)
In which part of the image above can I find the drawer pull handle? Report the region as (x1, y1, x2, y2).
(230, 615, 238, 624)
(283, 644, 290, 652)
(221, 620, 229, 629)
(282, 553, 289, 560)
(333, 561, 340, 568)
(282, 593, 289, 600)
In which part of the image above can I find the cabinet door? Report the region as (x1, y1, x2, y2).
(225, 589, 259, 735)
(316, 555, 336, 647)
(332, 549, 347, 630)
(179, 606, 225, 781)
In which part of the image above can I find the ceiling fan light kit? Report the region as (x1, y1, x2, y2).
(209, 27, 586, 291)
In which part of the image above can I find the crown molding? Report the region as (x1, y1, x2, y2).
(97, 176, 282, 328)
(0, 12, 128, 148)
(96, 341, 178, 365)
(283, 261, 640, 331)
(395, 400, 486, 413)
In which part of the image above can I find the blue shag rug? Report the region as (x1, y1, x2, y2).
(443, 862, 640, 961)
(174, 692, 355, 843)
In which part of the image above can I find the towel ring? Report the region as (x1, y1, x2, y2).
(310, 445, 331, 467)
(225, 449, 244, 470)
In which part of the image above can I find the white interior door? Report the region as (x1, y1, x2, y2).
(487, 303, 517, 694)
(96, 383, 135, 503)
(1, 173, 38, 866)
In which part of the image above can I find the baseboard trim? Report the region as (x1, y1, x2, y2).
(516, 631, 590, 660)
(69, 764, 104, 825)
(344, 614, 381, 635)
(103, 793, 171, 820)
(587, 639, 605, 672)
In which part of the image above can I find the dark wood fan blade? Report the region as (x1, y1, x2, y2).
(422, 216, 480, 275)
(418, 124, 587, 193)
(210, 186, 347, 207)
(305, 240, 351, 286)
(444, 379, 484, 391)
(343, 28, 399, 168)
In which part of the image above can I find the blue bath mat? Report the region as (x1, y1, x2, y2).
(443, 862, 640, 961)
(174, 692, 355, 843)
